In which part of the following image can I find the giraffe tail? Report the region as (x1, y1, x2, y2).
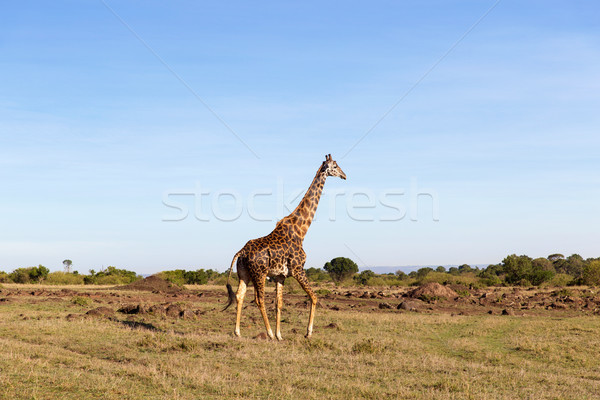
(222, 250, 242, 311)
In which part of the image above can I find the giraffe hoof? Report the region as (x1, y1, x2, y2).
(276, 334, 284, 341)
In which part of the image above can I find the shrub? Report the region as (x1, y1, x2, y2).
(84, 266, 140, 285)
(9, 265, 49, 284)
(45, 272, 85, 285)
(395, 270, 408, 279)
(306, 267, 330, 282)
(0, 271, 10, 283)
(548, 273, 573, 287)
(315, 288, 331, 296)
(71, 296, 92, 307)
(354, 270, 376, 285)
(582, 260, 600, 286)
(529, 269, 555, 286)
(158, 270, 186, 286)
(365, 277, 386, 287)
(417, 271, 450, 285)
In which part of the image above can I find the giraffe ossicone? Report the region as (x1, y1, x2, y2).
(223, 154, 346, 340)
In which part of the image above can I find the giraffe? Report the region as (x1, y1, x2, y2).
(223, 154, 346, 340)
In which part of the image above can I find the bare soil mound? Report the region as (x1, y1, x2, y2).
(117, 275, 185, 294)
(407, 282, 458, 299)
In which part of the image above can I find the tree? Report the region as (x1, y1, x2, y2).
(435, 266, 446, 273)
(502, 254, 533, 285)
(565, 254, 585, 278)
(530, 257, 555, 285)
(323, 257, 358, 282)
(458, 264, 474, 274)
(414, 267, 433, 279)
(548, 254, 565, 262)
(582, 260, 600, 286)
(63, 259, 73, 273)
(395, 270, 408, 279)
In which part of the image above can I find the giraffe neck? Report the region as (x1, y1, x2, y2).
(288, 165, 327, 239)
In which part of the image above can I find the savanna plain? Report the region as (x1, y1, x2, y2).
(1, 279, 599, 400)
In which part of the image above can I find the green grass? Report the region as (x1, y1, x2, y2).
(1, 286, 599, 399)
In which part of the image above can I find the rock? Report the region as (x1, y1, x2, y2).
(181, 309, 196, 320)
(398, 300, 422, 312)
(118, 304, 142, 314)
(166, 304, 183, 318)
(378, 302, 393, 309)
(324, 323, 339, 329)
(502, 308, 515, 316)
(148, 304, 166, 315)
(86, 307, 114, 317)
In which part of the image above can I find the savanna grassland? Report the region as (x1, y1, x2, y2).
(1, 281, 599, 400)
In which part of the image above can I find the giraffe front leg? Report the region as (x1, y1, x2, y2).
(275, 279, 284, 341)
(295, 271, 317, 338)
(255, 276, 274, 340)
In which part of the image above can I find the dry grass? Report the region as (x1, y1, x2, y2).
(1, 285, 599, 399)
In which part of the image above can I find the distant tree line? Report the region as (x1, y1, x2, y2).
(307, 253, 600, 287)
(1, 253, 599, 287)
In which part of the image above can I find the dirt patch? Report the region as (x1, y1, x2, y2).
(407, 282, 458, 300)
(116, 275, 186, 294)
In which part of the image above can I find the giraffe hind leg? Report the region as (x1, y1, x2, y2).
(274, 276, 285, 341)
(234, 261, 251, 337)
(254, 274, 274, 340)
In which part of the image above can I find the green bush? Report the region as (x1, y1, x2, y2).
(45, 272, 85, 285)
(547, 273, 573, 287)
(306, 267, 330, 282)
(9, 265, 49, 284)
(354, 270, 376, 285)
(0, 271, 10, 283)
(84, 266, 140, 285)
(365, 277, 386, 286)
(158, 270, 186, 286)
(71, 296, 92, 307)
(582, 260, 600, 286)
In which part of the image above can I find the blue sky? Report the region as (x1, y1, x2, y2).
(1, 1, 599, 274)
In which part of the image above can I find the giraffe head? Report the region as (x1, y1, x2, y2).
(322, 154, 346, 180)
